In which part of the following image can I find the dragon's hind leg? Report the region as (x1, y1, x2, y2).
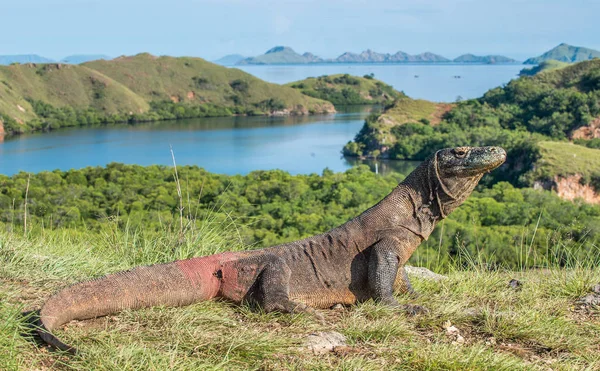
(248, 255, 323, 320)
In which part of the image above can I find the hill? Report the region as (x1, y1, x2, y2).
(344, 59, 600, 191)
(0, 54, 334, 135)
(0, 54, 54, 65)
(524, 43, 600, 64)
(0, 62, 150, 133)
(61, 55, 112, 64)
(84, 53, 332, 112)
(213, 54, 246, 66)
(287, 74, 404, 105)
(519, 60, 569, 76)
(237, 46, 322, 65)
(453, 54, 518, 64)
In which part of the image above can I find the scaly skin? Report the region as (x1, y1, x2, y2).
(36, 146, 506, 353)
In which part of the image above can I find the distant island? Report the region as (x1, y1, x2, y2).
(232, 46, 519, 65)
(524, 43, 600, 64)
(0, 54, 112, 65)
(453, 54, 518, 64)
(213, 54, 246, 66)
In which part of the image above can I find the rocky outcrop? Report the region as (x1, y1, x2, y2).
(571, 117, 600, 139)
(534, 174, 600, 204)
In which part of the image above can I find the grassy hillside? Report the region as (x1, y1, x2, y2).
(0, 54, 334, 135)
(85, 54, 332, 113)
(287, 74, 404, 105)
(526, 141, 600, 186)
(519, 60, 569, 76)
(0, 63, 149, 117)
(0, 63, 149, 133)
(524, 43, 600, 64)
(2, 222, 599, 370)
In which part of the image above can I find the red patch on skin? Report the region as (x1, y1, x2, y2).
(219, 262, 260, 302)
(175, 252, 238, 300)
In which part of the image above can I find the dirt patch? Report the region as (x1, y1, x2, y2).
(571, 117, 600, 139)
(429, 103, 454, 125)
(553, 174, 600, 204)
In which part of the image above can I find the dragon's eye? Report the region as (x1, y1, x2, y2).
(453, 148, 468, 158)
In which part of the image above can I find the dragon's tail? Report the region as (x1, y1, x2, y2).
(36, 257, 222, 353)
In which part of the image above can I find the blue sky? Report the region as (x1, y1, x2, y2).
(2, 0, 599, 61)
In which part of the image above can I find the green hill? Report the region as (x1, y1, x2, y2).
(519, 60, 569, 76)
(524, 43, 600, 64)
(84, 53, 331, 113)
(453, 54, 518, 64)
(287, 74, 404, 105)
(0, 54, 334, 135)
(0, 63, 149, 132)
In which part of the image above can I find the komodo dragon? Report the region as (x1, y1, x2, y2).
(35, 146, 506, 353)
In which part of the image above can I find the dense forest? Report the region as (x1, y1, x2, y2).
(1, 164, 598, 271)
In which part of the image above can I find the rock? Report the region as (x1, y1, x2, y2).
(578, 293, 600, 306)
(462, 307, 481, 318)
(443, 321, 465, 344)
(576, 284, 600, 307)
(508, 279, 522, 290)
(405, 266, 448, 281)
(304, 331, 347, 354)
(331, 303, 345, 312)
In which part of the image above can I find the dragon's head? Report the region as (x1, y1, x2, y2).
(430, 146, 506, 217)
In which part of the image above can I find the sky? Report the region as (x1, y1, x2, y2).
(1, 0, 599, 61)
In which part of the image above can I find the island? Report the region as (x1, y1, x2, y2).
(234, 46, 519, 65)
(286, 74, 403, 105)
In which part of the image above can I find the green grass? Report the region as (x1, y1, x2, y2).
(1, 221, 599, 370)
(286, 74, 404, 105)
(530, 141, 600, 185)
(378, 98, 452, 126)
